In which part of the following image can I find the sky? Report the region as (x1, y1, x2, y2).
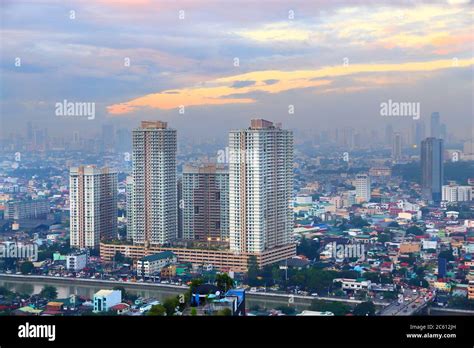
(0, 0, 473, 141)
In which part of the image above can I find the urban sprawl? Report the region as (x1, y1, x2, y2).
(0, 113, 474, 317)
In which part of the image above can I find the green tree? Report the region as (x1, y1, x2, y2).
(297, 237, 319, 260)
(353, 301, 375, 316)
(247, 255, 260, 286)
(310, 300, 351, 316)
(216, 273, 234, 293)
(39, 285, 58, 300)
(406, 226, 424, 236)
(20, 261, 34, 275)
(276, 306, 296, 315)
(190, 278, 204, 293)
(163, 296, 180, 316)
(147, 304, 166, 316)
(190, 307, 197, 316)
(216, 308, 232, 316)
(378, 233, 391, 243)
(350, 216, 370, 228)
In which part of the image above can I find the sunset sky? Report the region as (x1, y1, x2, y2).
(1, 0, 473, 139)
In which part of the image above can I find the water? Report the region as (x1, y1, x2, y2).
(0, 276, 311, 312)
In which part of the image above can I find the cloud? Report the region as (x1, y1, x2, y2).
(232, 80, 256, 88)
(107, 57, 473, 115)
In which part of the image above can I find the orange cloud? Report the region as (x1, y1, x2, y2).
(107, 57, 474, 115)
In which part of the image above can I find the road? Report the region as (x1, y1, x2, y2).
(0, 274, 389, 311)
(378, 287, 432, 316)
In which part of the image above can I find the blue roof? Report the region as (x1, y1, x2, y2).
(225, 289, 245, 306)
(139, 251, 176, 262)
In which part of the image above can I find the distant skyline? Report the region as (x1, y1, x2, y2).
(1, 0, 473, 140)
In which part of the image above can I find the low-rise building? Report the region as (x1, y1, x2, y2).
(468, 281, 474, 300)
(66, 251, 88, 271)
(93, 289, 122, 313)
(333, 278, 371, 292)
(137, 251, 177, 278)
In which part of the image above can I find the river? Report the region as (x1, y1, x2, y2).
(0, 275, 311, 312)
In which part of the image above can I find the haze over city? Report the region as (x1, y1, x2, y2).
(1, 0, 473, 141)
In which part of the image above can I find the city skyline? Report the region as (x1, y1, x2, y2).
(1, 0, 474, 329)
(1, 0, 473, 141)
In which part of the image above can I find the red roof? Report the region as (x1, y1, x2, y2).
(110, 303, 129, 311)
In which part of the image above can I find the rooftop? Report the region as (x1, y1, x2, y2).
(139, 251, 176, 262)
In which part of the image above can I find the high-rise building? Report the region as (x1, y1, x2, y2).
(392, 132, 402, 161)
(430, 112, 440, 138)
(355, 174, 371, 202)
(415, 120, 425, 147)
(182, 164, 229, 241)
(4, 199, 49, 220)
(442, 182, 472, 202)
(421, 137, 444, 203)
(128, 121, 177, 246)
(101, 124, 116, 153)
(69, 166, 117, 249)
(385, 125, 394, 146)
(126, 175, 134, 242)
(228, 119, 293, 253)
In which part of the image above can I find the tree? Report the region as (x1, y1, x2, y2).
(350, 216, 369, 228)
(378, 233, 391, 243)
(113, 286, 137, 302)
(190, 308, 197, 316)
(148, 304, 166, 316)
(39, 285, 58, 300)
(310, 300, 351, 316)
(247, 255, 260, 286)
(276, 306, 296, 315)
(163, 296, 180, 316)
(297, 237, 319, 260)
(406, 226, 424, 236)
(216, 273, 234, 293)
(114, 252, 125, 263)
(353, 301, 375, 316)
(216, 308, 232, 316)
(190, 278, 204, 293)
(20, 261, 34, 275)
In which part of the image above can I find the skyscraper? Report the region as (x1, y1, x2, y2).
(421, 137, 444, 203)
(128, 121, 177, 246)
(430, 112, 440, 138)
(69, 166, 117, 249)
(355, 174, 371, 202)
(182, 164, 229, 241)
(392, 132, 402, 162)
(229, 119, 293, 253)
(385, 125, 394, 146)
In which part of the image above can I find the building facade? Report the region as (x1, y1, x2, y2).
(128, 121, 177, 246)
(442, 183, 472, 202)
(93, 289, 122, 313)
(355, 174, 371, 202)
(421, 137, 444, 203)
(69, 166, 117, 249)
(228, 119, 293, 253)
(136, 251, 177, 278)
(182, 164, 229, 241)
(4, 199, 49, 220)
